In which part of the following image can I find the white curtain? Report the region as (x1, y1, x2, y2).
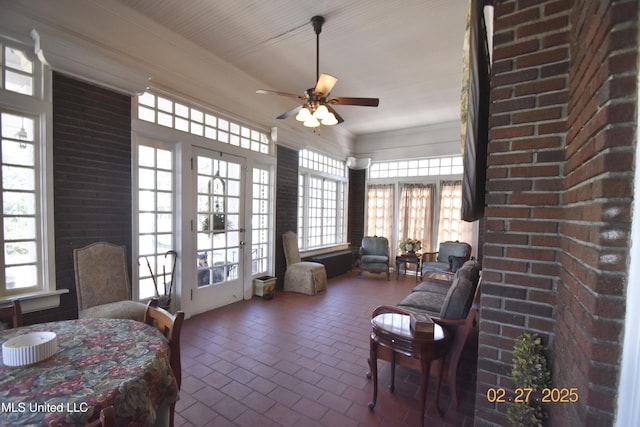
(366, 184, 394, 240)
(398, 183, 434, 254)
(438, 180, 474, 249)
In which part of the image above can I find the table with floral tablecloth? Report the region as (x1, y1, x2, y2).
(0, 318, 179, 426)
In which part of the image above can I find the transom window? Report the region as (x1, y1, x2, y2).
(137, 92, 271, 155)
(369, 155, 463, 179)
(1, 42, 35, 96)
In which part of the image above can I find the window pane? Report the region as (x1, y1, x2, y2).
(5, 47, 33, 73)
(6, 70, 33, 96)
(5, 241, 36, 265)
(5, 265, 37, 289)
(4, 192, 35, 215)
(3, 166, 34, 190)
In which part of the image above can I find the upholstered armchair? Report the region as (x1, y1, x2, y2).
(358, 236, 390, 280)
(282, 231, 327, 295)
(74, 242, 150, 321)
(421, 240, 471, 276)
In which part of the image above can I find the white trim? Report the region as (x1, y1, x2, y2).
(31, 29, 149, 96)
(614, 34, 640, 425)
(0, 289, 69, 313)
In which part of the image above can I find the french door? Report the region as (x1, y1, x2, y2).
(190, 149, 245, 314)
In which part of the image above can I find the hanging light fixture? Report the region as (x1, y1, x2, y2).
(296, 104, 338, 128)
(15, 118, 28, 149)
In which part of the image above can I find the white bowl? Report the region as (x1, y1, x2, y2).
(2, 332, 57, 366)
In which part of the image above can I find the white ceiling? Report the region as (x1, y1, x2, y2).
(112, 0, 470, 136)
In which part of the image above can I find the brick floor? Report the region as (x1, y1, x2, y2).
(175, 271, 477, 426)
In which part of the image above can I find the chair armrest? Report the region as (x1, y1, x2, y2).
(430, 316, 465, 328)
(422, 270, 455, 282)
(421, 251, 439, 262)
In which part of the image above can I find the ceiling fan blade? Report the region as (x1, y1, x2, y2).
(276, 105, 303, 120)
(256, 89, 303, 100)
(329, 97, 380, 107)
(326, 105, 344, 124)
(315, 74, 338, 96)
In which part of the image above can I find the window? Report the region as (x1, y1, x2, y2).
(366, 184, 394, 240)
(298, 149, 347, 250)
(0, 112, 40, 296)
(398, 183, 434, 253)
(136, 144, 175, 300)
(437, 180, 473, 245)
(1, 42, 35, 96)
(369, 155, 463, 178)
(0, 38, 50, 298)
(137, 92, 271, 155)
(251, 167, 271, 275)
(366, 155, 470, 254)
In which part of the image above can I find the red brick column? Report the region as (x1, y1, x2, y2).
(476, 0, 638, 425)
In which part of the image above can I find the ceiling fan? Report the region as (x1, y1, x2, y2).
(256, 15, 379, 128)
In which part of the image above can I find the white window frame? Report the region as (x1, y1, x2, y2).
(0, 35, 59, 307)
(134, 140, 177, 302)
(298, 149, 347, 251)
(250, 165, 273, 276)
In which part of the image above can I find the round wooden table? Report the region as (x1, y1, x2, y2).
(367, 311, 449, 426)
(0, 318, 178, 426)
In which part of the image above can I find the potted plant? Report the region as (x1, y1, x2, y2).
(508, 332, 551, 427)
(399, 238, 422, 254)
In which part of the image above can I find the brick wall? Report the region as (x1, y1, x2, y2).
(348, 168, 366, 262)
(554, 1, 637, 425)
(275, 145, 299, 290)
(29, 72, 132, 324)
(476, 1, 637, 425)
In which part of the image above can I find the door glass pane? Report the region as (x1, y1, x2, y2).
(195, 155, 242, 288)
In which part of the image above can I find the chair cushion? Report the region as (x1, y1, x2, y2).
(439, 276, 475, 320)
(411, 280, 451, 296)
(456, 259, 481, 285)
(398, 291, 444, 317)
(361, 255, 389, 264)
(79, 300, 149, 322)
(421, 261, 450, 273)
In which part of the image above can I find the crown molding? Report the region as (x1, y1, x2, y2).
(31, 29, 149, 96)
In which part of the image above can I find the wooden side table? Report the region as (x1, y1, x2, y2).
(367, 308, 450, 427)
(395, 253, 421, 282)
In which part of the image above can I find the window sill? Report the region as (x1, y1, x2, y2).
(300, 243, 351, 258)
(0, 289, 69, 314)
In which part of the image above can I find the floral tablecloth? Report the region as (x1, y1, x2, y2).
(0, 318, 179, 426)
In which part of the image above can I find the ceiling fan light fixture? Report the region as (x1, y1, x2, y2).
(321, 112, 338, 126)
(303, 116, 321, 128)
(313, 104, 329, 120)
(296, 107, 312, 122)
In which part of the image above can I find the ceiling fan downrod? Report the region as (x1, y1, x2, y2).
(310, 16, 324, 84)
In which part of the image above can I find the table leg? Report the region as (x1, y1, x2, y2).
(368, 337, 378, 410)
(434, 358, 445, 417)
(419, 358, 432, 427)
(395, 259, 400, 280)
(389, 350, 396, 392)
